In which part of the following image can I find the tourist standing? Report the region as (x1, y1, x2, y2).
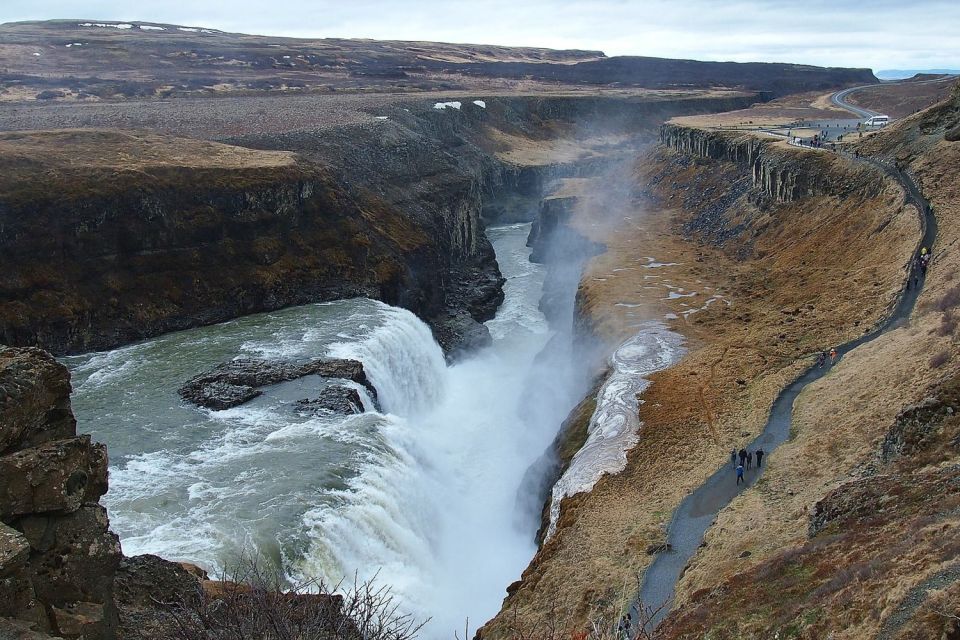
(756, 448, 764, 468)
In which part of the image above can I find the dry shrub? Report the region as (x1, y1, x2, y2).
(937, 311, 959, 337)
(496, 573, 667, 640)
(930, 350, 951, 369)
(163, 554, 426, 640)
(937, 285, 960, 313)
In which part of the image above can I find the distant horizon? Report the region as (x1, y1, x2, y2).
(2, 0, 959, 71)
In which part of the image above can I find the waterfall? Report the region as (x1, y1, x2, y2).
(328, 303, 448, 417)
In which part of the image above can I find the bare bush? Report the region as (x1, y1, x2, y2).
(930, 350, 951, 369)
(937, 311, 958, 337)
(494, 574, 667, 640)
(936, 285, 960, 313)
(162, 554, 426, 640)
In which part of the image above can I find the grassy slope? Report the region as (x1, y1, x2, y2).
(482, 130, 918, 636)
(657, 84, 960, 639)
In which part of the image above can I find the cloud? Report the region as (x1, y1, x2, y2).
(2, 0, 958, 70)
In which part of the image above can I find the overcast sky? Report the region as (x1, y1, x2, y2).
(2, 0, 958, 71)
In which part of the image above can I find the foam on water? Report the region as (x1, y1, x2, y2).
(67, 223, 589, 638)
(545, 322, 685, 539)
(327, 304, 447, 416)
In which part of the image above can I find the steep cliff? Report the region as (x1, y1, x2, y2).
(0, 131, 480, 355)
(0, 92, 759, 357)
(0, 347, 120, 639)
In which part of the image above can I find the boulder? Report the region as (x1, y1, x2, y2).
(0, 437, 108, 518)
(114, 555, 203, 640)
(295, 386, 365, 416)
(179, 357, 377, 410)
(0, 618, 63, 640)
(49, 603, 106, 639)
(0, 348, 76, 455)
(946, 124, 960, 142)
(430, 311, 492, 361)
(20, 505, 121, 612)
(0, 524, 30, 578)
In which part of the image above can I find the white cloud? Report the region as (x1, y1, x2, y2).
(2, 0, 958, 70)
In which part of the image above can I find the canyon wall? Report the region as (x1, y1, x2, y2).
(0, 92, 758, 357)
(483, 117, 920, 638)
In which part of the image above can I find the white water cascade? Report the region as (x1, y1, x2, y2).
(295, 225, 580, 636)
(545, 323, 685, 540)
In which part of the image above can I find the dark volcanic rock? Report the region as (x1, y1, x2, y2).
(431, 311, 493, 360)
(880, 396, 950, 462)
(187, 382, 262, 411)
(0, 436, 108, 518)
(296, 386, 365, 416)
(0, 347, 121, 639)
(114, 555, 202, 640)
(808, 475, 899, 538)
(179, 357, 377, 410)
(0, 347, 76, 455)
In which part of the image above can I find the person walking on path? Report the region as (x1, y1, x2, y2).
(747, 451, 753, 469)
(730, 449, 737, 467)
(736, 463, 745, 485)
(756, 448, 764, 468)
(738, 448, 747, 467)
(829, 348, 838, 365)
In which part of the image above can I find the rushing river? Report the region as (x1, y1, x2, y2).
(65, 222, 586, 636)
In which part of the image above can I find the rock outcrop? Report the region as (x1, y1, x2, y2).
(0, 89, 762, 361)
(658, 123, 887, 206)
(295, 386, 365, 416)
(0, 347, 120, 639)
(178, 357, 377, 410)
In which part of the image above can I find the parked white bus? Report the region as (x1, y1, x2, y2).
(865, 114, 890, 127)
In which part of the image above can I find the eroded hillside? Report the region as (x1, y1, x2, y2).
(651, 80, 960, 640)
(482, 88, 956, 638)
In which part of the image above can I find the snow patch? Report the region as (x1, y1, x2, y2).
(472, 100, 486, 108)
(79, 22, 133, 29)
(433, 101, 462, 110)
(139, 25, 165, 31)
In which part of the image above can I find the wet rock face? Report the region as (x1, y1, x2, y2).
(178, 357, 378, 410)
(0, 347, 121, 639)
(296, 386, 365, 416)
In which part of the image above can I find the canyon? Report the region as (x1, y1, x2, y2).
(2, 17, 959, 640)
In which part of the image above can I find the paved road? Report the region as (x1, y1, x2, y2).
(630, 148, 936, 637)
(831, 84, 882, 118)
(832, 75, 959, 119)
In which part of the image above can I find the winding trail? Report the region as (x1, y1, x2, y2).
(631, 118, 937, 633)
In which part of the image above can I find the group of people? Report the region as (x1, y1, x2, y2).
(731, 446, 764, 485)
(617, 613, 633, 639)
(816, 347, 839, 368)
